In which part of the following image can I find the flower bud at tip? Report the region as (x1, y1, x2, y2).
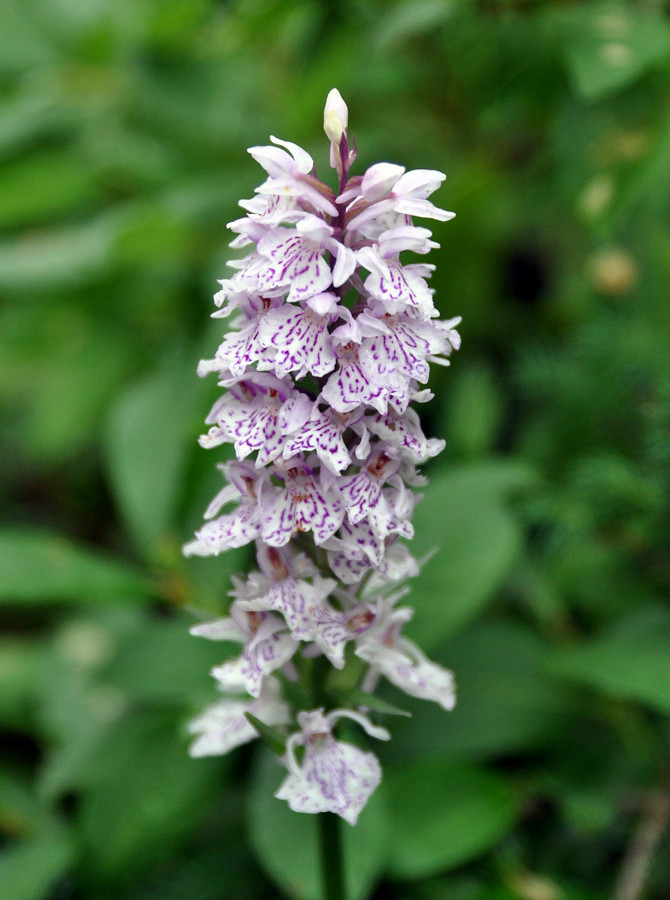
(324, 88, 348, 145)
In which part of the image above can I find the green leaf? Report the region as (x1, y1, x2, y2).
(387, 622, 577, 761)
(0, 2, 63, 74)
(34, 622, 138, 802)
(408, 462, 536, 650)
(347, 691, 411, 718)
(245, 712, 287, 755)
(23, 324, 132, 462)
(385, 760, 519, 879)
(372, 0, 455, 52)
(100, 615, 230, 706)
(564, 2, 670, 101)
(548, 606, 670, 714)
(443, 362, 504, 460)
(0, 639, 46, 729)
(105, 359, 199, 553)
(0, 217, 115, 291)
(0, 90, 76, 159)
(0, 774, 58, 839)
(247, 747, 389, 900)
(0, 529, 151, 604)
(80, 712, 222, 884)
(0, 831, 74, 900)
(0, 148, 98, 229)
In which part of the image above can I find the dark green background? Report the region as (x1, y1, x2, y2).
(2, 1, 670, 898)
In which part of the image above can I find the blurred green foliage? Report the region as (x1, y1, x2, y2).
(2, 0, 670, 898)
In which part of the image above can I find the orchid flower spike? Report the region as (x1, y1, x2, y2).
(186, 90, 460, 826)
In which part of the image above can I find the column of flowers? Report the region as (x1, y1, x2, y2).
(185, 89, 461, 828)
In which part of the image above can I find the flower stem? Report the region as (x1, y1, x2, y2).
(319, 811, 346, 900)
(313, 654, 345, 899)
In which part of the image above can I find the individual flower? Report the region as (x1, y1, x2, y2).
(256, 214, 356, 304)
(199, 374, 312, 465)
(258, 291, 341, 380)
(275, 708, 389, 825)
(260, 457, 345, 547)
(356, 606, 456, 711)
(233, 544, 336, 642)
(191, 603, 298, 698)
(183, 461, 267, 557)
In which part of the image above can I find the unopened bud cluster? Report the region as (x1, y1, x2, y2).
(185, 90, 461, 825)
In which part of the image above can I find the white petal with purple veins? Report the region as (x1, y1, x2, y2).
(276, 738, 381, 825)
(212, 616, 298, 698)
(188, 678, 290, 758)
(260, 303, 337, 378)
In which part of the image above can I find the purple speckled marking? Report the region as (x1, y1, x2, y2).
(257, 230, 332, 302)
(339, 470, 383, 524)
(212, 617, 297, 698)
(309, 603, 350, 666)
(322, 351, 389, 415)
(283, 409, 352, 474)
(190, 502, 261, 555)
(364, 407, 433, 460)
(217, 315, 276, 379)
(275, 737, 382, 825)
(260, 305, 336, 378)
(364, 260, 435, 317)
(261, 475, 344, 547)
(359, 316, 431, 384)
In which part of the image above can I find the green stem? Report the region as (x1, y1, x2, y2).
(312, 658, 345, 899)
(319, 811, 346, 900)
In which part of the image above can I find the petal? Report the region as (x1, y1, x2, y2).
(275, 740, 381, 825)
(332, 242, 357, 287)
(190, 617, 246, 642)
(309, 602, 350, 668)
(213, 628, 297, 697)
(392, 168, 445, 199)
(261, 305, 336, 378)
(322, 357, 389, 415)
(393, 196, 455, 222)
(186, 503, 261, 556)
(283, 414, 351, 475)
(270, 135, 314, 173)
(275, 739, 382, 825)
(361, 162, 405, 201)
(188, 698, 257, 757)
(188, 678, 290, 757)
(261, 488, 298, 547)
(248, 144, 298, 179)
(339, 471, 382, 525)
(294, 479, 345, 545)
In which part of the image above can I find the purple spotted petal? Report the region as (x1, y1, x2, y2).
(188, 678, 290, 758)
(257, 228, 332, 302)
(275, 737, 382, 825)
(322, 349, 390, 415)
(260, 302, 337, 378)
(283, 408, 354, 474)
(212, 616, 298, 698)
(184, 502, 260, 556)
(261, 475, 345, 547)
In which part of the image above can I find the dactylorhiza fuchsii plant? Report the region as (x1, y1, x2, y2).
(184, 89, 460, 889)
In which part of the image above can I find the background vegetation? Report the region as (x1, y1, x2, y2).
(2, 1, 670, 898)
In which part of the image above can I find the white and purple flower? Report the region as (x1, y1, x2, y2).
(186, 88, 460, 824)
(275, 708, 389, 825)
